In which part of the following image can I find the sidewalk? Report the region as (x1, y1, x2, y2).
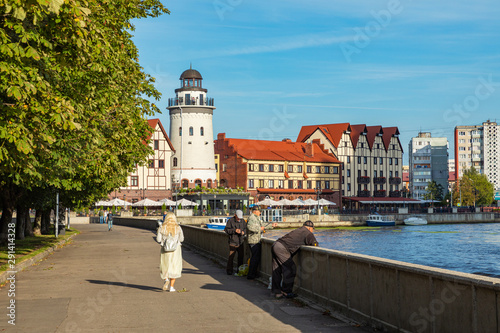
(0, 224, 375, 332)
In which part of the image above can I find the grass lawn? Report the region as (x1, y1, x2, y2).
(0, 227, 80, 273)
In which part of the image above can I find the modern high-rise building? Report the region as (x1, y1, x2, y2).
(167, 67, 217, 189)
(455, 120, 500, 191)
(409, 132, 449, 200)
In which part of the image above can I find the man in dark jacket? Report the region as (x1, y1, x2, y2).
(224, 210, 246, 275)
(271, 220, 318, 298)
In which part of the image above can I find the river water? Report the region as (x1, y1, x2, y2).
(265, 223, 500, 278)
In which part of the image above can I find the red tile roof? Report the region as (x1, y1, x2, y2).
(381, 127, 400, 152)
(402, 171, 409, 182)
(449, 171, 456, 181)
(365, 126, 383, 150)
(350, 124, 368, 148)
(221, 137, 341, 163)
(296, 123, 351, 148)
(147, 118, 175, 151)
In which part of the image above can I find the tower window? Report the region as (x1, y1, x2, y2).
(179, 127, 182, 136)
(189, 127, 193, 136)
(207, 179, 212, 188)
(173, 157, 178, 167)
(158, 160, 164, 168)
(154, 140, 159, 150)
(200, 127, 204, 136)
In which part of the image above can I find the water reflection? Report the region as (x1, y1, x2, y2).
(264, 223, 500, 278)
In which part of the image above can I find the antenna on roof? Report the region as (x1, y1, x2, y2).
(190, 62, 192, 70)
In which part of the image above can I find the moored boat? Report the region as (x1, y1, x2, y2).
(366, 214, 395, 226)
(404, 216, 428, 225)
(206, 217, 228, 230)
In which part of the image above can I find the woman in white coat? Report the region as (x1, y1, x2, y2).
(156, 212, 184, 291)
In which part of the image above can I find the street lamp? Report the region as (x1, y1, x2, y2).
(315, 187, 322, 215)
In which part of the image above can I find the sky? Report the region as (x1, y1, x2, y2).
(131, 0, 500, 164)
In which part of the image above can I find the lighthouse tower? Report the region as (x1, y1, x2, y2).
(168, 67, 217, 189)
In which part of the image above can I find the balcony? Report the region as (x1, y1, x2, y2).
(373, 177, 386, 184)
(389, 190, 401, 197)
(168, 97, 215, 107)
(357, 190, 371, 197)
(374, 190, 386, 197)
(357, 176, 370, 184)
(389, 177, 401, 185)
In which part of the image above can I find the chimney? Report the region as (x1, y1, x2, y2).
(217, 133, 226, 140)
(282, 138, 292, 143)
(304, 142, 314, 157)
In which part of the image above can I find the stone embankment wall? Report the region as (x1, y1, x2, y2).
(181, 224, 500, 333)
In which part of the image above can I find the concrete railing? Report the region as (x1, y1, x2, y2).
(182, 225, 500, 333)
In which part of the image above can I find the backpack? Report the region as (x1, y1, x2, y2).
(162, 233, 179, 252)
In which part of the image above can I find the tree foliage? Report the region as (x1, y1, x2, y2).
(0, 0, 169, 242)
(452, 168, 495, 207)
(423, 180, 444, 202)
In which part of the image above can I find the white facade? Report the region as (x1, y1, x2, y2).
(483, 121, 500, 190)
(167, 68, 217, 189)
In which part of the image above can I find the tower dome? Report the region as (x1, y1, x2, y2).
(180, 68, 202, 80)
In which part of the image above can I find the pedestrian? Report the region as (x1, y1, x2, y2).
(156, 212, 184, 292)
(246, 206, 277, 280)
(271, 220, 318, 299)
(224, 209, 246, 275)
(107, 211, 113, 231)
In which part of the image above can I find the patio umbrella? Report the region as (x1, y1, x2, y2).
(176, 198, 199, 207)
(254, 198, 279, 206)
(291, 199, 305, 206)
(158, 198, 176, 206)
(106, 198, 133, 206)
(317, 198, 336, 206)
(94, 200, 110, 207)
(303, 198, 318, 206)
(276, 199, 299, 206)
(132, 198, 163, 207)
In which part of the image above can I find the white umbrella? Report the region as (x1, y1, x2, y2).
(275, 199, 296, 206)
(303, 198, 318, 206)
(317, 198, 336, 206)
(254, 198, 279, 206)
(291, 199, 305, 206)
(132, 198, 163, 207)
(95, 200, 110, 207)
(158, 198, 176, 206)
(176, 198, 199, 207)
(106, 198, 133, 206)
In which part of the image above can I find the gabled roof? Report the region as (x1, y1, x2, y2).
(365, 126, 383, 149)
(220, 137, 341, 163)
(350, 124, 368, 148)
(381, 127, 400, 152)
(297, 123, 351, 148)
(147, 118, 175, 151)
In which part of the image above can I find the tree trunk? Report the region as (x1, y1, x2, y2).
(33, 209, 42, 236)
(15, 205, 26, 240)
(0, 207, 14, 245)
(24, 207, 34, 237)
(0, 185, 21, 245)
(41, 209, 51, 235)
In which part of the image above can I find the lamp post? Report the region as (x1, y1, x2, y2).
(315, 187, 322, 215)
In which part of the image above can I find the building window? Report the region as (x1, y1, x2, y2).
(149, 160, 154, 168)
(278, 165, 284, 172)
(222, 164, 227, 172)
(200, 127, 204, 136)
(189, 127, 193, 136)
(347, 169, 350, 177)
(395, 158, 399, 165)
(364, 157, 367, 164)
(173, 157, 178, 167)
(248, 179, 254, 188)
(195, 179, 202, 188)
(324, 181, 330, 189)
(307, 181, 312, 189)
(395, 171, 399, 177)
(297, 165, 303, 173)
(269, 164, 274, 172)
(158, 160, 164, 168)
(374, 157, 377, 165)
(333, 166, 339, 174)
(249, 164, 254, 171)
(179, 127, 182, 136)
(347, 156, 350, 163)
(347, 183, 351, 191)
(374, 170, 377, 177)
(316, 166, 321, 173)
(316, 180, 321, 189)
(131, 176, 138, 187)
(297, 180, 303, 189)
(358, 156, 361, 164)
(307, 166, 312, 173)
(182, 179, 188, 188)
(269, 179, 274, 188)
(278, 180, 284, 188)
(324, 166, 330, 173)
(154, 140, 159, 150)
(259, 179, 264, 188)
(288, 165, 294, 172)
(288, 180, 294, 189)
(207, 179, 212, 188)
(389, 158, 393, 165)
(259, 164, 264, 172)
(379, 157, 383, 165)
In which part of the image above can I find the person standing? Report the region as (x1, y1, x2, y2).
(224, 210, 246, 275)
(246, 206, 277, 280)
(107, 211, 113, 231)
(156, 212, 184, 292)
(271, 220, 318, 299)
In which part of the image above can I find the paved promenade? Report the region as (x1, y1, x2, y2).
(0, 224, 375, 332)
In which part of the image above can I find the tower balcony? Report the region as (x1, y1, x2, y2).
(389, 177, 401, 185)
(373, 177, 386, 184)
(357, 176, 370, 184)
(168, 97, 215, 107)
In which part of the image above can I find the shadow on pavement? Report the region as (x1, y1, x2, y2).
(86, 279, 163, 292)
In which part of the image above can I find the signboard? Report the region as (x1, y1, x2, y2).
(495, 191, 500, 201)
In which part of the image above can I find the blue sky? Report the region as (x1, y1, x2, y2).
(132, 0, 500, 164)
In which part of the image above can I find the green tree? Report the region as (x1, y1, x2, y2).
(459, 168, 494, 206)
(0, 0, 169, 243)
(423, 180, 444, 202)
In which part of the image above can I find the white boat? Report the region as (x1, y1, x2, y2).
(404, 216, 428, 225)
(206, 217, 228, 230)
(366, 214, 395, 227)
